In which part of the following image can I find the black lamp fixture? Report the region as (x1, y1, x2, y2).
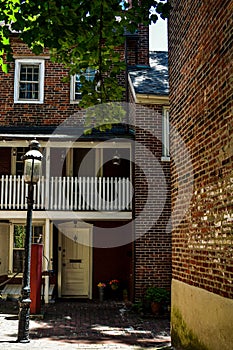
(112, 141, 121, 166)
(17, 139, 43, 343)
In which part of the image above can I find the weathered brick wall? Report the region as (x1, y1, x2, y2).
(0, 26, 149, 128)
(0, 36, 85, 127)
(169, 0, 233, 298)
(137, 25, 149, 66)
(133, 104, 172, 299)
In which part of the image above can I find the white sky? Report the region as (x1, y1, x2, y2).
(149, 17, 168, 51)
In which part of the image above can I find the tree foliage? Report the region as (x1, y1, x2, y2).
(0, 0, 169, 125)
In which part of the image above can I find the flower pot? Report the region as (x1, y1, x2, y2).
(98, 287, 104, 302)
(111, 284, 118, 291)
(151, 301, 161, 314)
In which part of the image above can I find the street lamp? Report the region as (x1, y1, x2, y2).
(17, 139, 43, 343)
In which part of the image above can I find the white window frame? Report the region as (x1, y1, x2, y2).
(70, 68, 96, 103)
(14, 58, 45, 104)
(9, 223, 44, 275)
(161, 106, 170, 161)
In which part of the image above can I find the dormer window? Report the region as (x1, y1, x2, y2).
(14, 59, 45, 103)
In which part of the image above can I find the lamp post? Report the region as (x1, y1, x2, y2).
(17, 139, 43, 343)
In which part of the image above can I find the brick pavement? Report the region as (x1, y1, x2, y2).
(0, 300, 171, 349)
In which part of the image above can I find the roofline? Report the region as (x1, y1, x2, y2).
(128, 74, 169, 105)
(0, 124, 134, 141)
(134, 94, 169, 105)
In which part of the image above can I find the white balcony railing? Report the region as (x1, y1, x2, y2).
(0, 175, 132, 211)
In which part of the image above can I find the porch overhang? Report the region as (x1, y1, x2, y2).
(0, 124, 134, 141)
(1, 210, 132, 221)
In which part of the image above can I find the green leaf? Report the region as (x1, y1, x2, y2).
(0, 0, 170, 130)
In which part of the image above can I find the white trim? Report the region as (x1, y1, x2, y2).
(135, 94, 169, 105)
(161, 106, 170, 160)
(70, 75, 78, 103)
(58, 230, 62, 298)
(9, 223, 14, 275)
(45, 147, 50, 210)
(8, 222, 45, 275)
(89, 226, 93, 299)
(128, 74, 137, 102)
(161, 156, 170, 162)
(70, 69, 96, 103)
(43, 218, 50, 303)
(14, 58, 45, 104)
(13, 55, 50, 60)
(1, 211, 132, 220)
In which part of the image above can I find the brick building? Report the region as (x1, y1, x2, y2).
(0, 24, 171, 303)
(169, 0, 233, 349)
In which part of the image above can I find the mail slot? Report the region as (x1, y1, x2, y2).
(70, 259, 82, 263)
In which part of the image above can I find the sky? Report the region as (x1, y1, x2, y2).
(149, 17, 168, 51)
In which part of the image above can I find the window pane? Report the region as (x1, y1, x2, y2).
(19, 83, 27, 98)
(26, 67, 33, 81)
(13, 250, 24, 273)
(12, 224, 43, 273)
(33, 71, 39, 81)
(32, 84, 39, 99)
(16, 148, 26, 176)
(32, 226, 43, 243)
(14, 225, 26, 248)
(74, 68, 96, 100)
(16, 162, 24, 176)
(20, 67, 27, 80)
(75, 82, 82, 99)
(16, 148, 25, 161)
(86, 68, 95, 81)
(19, 82, 39, 99)
(19, 64, 40, 100)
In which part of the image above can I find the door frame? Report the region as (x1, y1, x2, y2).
(57, 221, 93, 299)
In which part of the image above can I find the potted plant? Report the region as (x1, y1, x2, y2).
(109, 279, 119, 291)
(144, 286, 170, 314)
(97, 282, 106, 302)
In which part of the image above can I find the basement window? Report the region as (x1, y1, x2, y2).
(14, 59, 45, 103)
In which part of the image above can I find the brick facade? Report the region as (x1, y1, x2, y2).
(0, 27, 149, 128)
(130, 100, 171, 299)
(169, 1, 233, 347)
(169, 0, 233, 299)
(0, 22, 171, 302)
(0, 36, 84, 127)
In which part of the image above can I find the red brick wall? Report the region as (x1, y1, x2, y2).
(137, 25, 149, 66)
(133, 104, 172, 299)
(169, 0, 233, 298)
(0, 36, 85, 127)
(126, 25, 149, 66)
(0, 26, 149, 127)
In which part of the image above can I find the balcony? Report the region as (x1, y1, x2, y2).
(0, 175, 132, 212)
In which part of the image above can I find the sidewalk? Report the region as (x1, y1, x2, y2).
(0, 299, 171, 350)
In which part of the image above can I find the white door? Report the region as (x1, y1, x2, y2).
(59, 226, 92, 298)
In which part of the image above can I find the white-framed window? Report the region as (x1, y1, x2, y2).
(70, 68, 96, 102)
(161, 106, 170, 161)
(11, 224, 44, 273)
(11, 147, 26, 176)
(14, 59, 45, 103)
